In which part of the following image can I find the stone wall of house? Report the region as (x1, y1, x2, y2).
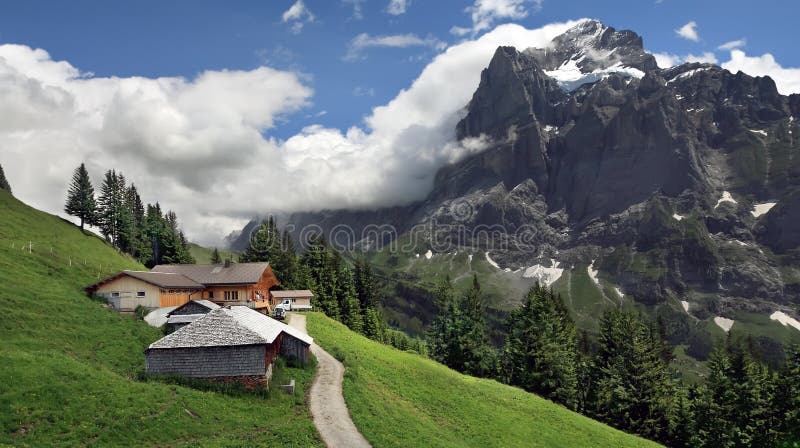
(145, 345, 267, 377)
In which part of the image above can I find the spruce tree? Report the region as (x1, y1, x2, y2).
(210, 247, 222, 264)
(64, 163, 97, 231)
(0, 163, 10, 194)
(503, 283, 578, 408)
(300, 235, 340, 318)
(774, 345, 800, 443)
(240, 219, 276, 262)
(338, 267, 363, 333)
(97, 170, 124, 246)
(456, 276, 495, 377)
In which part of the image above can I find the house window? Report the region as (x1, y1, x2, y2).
(111, 292, 120, 298)
(137, 291, 146, 298)
(208, 291, 214, 299)
(169, 290, 176, 295)
(224, 291, 239, 301)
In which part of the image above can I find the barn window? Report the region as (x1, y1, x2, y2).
(137, 291, 146, 297)
(224, 291, 239, 301)
(111, 292, 120, 298)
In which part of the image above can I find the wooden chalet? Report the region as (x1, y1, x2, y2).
(85, 261, 279, 313)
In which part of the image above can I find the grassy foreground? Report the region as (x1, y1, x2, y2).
(306, 312, 662, 448)
(0, 191, 321, 447)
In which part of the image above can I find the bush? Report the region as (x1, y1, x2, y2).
(134, 305, 149, 320)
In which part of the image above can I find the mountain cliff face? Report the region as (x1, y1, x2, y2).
(236, 20, 800, 357)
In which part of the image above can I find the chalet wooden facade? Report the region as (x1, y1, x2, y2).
(85, 262, 279, 313)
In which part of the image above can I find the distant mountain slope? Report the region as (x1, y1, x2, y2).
(0, 191, 320, 446)
(241, 19, 800, 366)
(306, 312, 661, 448)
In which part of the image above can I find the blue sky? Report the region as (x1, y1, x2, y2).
(0, 0, 798, 244)
(1, 0, 796, 140)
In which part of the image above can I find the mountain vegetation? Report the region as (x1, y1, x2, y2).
(0, 163, 11, 194)
(63, 164, 194, 266)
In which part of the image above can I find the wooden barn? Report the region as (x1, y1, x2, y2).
(270, 289, 314, 308)
(144, 306, 313, 385)
(84, 271, 205, 311)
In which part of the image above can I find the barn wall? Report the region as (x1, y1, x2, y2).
(145, 345, 268, 378)
(280, 334, 310, 364)
(95, 277, 161, 309)
(158, 290, 198, 307)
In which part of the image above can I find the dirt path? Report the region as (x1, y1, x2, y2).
(288, 313, 371, 448)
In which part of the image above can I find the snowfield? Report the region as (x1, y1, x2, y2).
(588, 260, 600, 286)
(673, 213, 685, 221)
(485, 251, 501, 269)
(681, 301, 690, 313)
(522, 261, 564, 287)
(544, 59, 644, 91)
(770, 311, 800, 332)
(714, 316, 735, 332)
(714, 191, 738, 209)
(751, 202, 777, 218)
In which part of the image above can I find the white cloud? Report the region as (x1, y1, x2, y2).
(387, 0, 409, 15)
(718, 38, 746, 51)
(0, 20, 581, 246)
(652, 52, 682, 68)
(282, 0, 315, 34)
(651, 51, 717, 67)
(675, 21, 699, 42)
(342, 0, 365, 20)
(345, 33, 446, 61)
(685, 52, 718, 64)
(722, 49, 800, 95)
(451, 0, 542, 37)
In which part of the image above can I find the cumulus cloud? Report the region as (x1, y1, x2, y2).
(685, 52, 718, 64)
(718, 39, 746, 51)
(344, 33, 446, 61)
(387, 0, 409, 15)
(0, 20, 581, 245)
(652, 51, 717, 67)
(722, 49, 800, 95)
(451, 0, 542, 37)
(282, 0, 315, 34)
(675, 21, 699, 41)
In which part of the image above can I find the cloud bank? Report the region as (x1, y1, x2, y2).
(0, 21, 579, 245)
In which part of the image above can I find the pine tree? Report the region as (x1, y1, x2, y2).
(692, 345, 737, 447)
(774, 345, 800, 443)
(591, 309, 673, 442)
(300, 235, 340, 318)
(502, 283, 578, 408)
(240, 219, 277, 263)
(97, 170, 124, 246)
(459, 275, 496, 377)
(0, 163, 10, 194)
(210, 247, 222, 264)
(338, 267, 363, 333)
(64, 163, 97, 231)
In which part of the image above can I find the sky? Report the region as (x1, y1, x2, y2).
(0, 0, 798, 245)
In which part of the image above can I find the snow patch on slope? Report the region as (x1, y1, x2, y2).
(715, 191, 738, 209)
(770, 311, 800, 332)
(681, 301, 690, 313)
(714, 316, 734, 332)
(673, 213, 685, 221)
(749, 129, 768, 137)
(522, 261, 564, 287)
(485, 251, 501, 269)
(751, 202, 777, 218)
(545, 59, 644, 91)
(588, 260, 600, 286)
(424, 250, 433, 260)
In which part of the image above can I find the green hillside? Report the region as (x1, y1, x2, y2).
(0, 191, 320, 447)
(188, 243, 239, 264)
(306, 312, 661, 448)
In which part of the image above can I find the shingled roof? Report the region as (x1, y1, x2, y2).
(151, 262, 271, 285)
(147, 306, 312, 350)
(271, 290, 314, 298)
(85, 270, 204, 292)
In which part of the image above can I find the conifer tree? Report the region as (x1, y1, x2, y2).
(503, 283, 578, 408)
(774, 345, 800, 443)
(64, 163, 97, 230)
(0, 163, 11, 194)
(210, 247, 222, 264)
(97, 170, 124, 246)
(459, 275, 495, 377)
(338, 267, 363, 333)
(300, 235, 340, 318)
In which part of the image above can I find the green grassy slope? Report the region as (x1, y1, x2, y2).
(306, 312, 662, 448)
(0, 191, 320, 447)
(188, 243, 239, 264)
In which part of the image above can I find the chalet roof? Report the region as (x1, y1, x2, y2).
(151, 262, 272, 286)
(85, 270, 203, 292)
(167, 299, 220, 316)
(271, 290, 315, 298)
(166, 314, 207, 325)
(147, 306, 312, 350)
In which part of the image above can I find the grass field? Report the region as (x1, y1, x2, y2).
(306, 312, 662, 448)
(0, 191, 321, 447)
(188, 243, 239, 264)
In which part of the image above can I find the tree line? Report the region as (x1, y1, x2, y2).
(0, 163, 11, 194)
(64, 163, 194, 266)
(240, 218, 426, 353)
(427, 280, 800, 447)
